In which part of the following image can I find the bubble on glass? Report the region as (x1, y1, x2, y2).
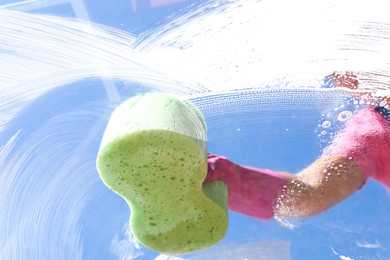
(323, 147, 332, 155)
(337, 111, 353, 122)
(322, 120, 332, 128)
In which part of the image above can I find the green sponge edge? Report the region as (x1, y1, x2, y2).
(97, 130, 228, 254)
(96, 93, 228, 254)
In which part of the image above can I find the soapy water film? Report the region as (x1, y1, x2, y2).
(1, 0, 390, 259)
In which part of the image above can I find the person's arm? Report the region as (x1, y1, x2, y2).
(206, 154, 291, 219)
(275, 107, 390, 219)
(274, 155, 365, 218)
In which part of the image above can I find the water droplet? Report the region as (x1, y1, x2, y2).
(324, 147, 331, 155)
(339, 144, 347, 149)
(322, 120, 332, 128)
(337, 111, 353, 122)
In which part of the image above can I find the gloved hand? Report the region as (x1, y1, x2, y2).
(206, 154, 287, 219)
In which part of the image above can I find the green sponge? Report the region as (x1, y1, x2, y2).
(96, 93, 228, 254)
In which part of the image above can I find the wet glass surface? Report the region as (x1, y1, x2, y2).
(1, 0, 390, 259)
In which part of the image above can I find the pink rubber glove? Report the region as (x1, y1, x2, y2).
(205, 154, 287, 219)
(331, 107, 390, 188)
